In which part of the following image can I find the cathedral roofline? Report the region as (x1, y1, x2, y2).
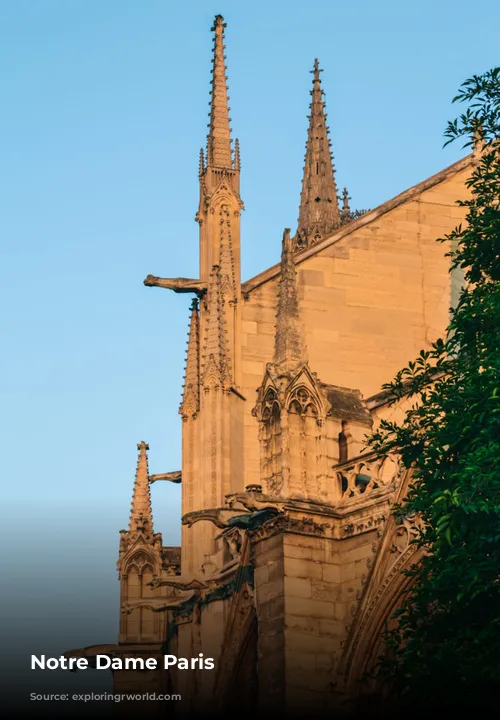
(242, 152, 473, 296)
(365, 368, 446, 410)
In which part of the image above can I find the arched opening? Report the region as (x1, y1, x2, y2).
(126, 565, 140, 640)
(338, 420, 349, 463)
(141, 565, 156, 640)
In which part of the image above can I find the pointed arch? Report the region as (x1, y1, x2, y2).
(284, 365, 330, 423)
(125, 566, 141, 639)
(341, 544, 422, 696)
(287, 384, 320, 417)
(140, 564, 156, 639)
(123, 547, 158, 576)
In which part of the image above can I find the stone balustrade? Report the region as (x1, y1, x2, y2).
(335, 452, 401, 501)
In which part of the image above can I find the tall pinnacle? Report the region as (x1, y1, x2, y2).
(180, 300, 200, 418)
(129, 441, 153, 537)
(274, 229, 308, 372)
(207, 15, 233, 169)
(296, 59, 340, 248)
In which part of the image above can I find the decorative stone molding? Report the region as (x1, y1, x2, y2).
(248, 513, 329, 542)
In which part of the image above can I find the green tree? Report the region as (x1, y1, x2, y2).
(370, 68, 500, 711)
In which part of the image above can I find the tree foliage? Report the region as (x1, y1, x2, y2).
(369, 68, 500, 711)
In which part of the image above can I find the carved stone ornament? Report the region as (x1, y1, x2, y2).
(248, 513, 329, 542)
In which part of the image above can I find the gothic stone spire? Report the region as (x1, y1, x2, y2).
(180, 299, 200, 419)
(296, 59, 340, 248)
(129, 441, 153, 538)
(197, 15, 242, 282)
(273, 228, 308, 372)
(207, 15, 233, 169)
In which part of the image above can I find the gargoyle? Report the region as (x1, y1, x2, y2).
(144, 275, 207, 296)
(226, 491, 285, 514)
(182, 508, 243, 529)
(148, 576, 207, 591)
(182, 506, 282, 530)
(149, 471, 182, 484)
(121, 594, 192, 613)
(227, 507, 281, 530)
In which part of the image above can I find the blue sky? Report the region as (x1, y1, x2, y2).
(1, 0, 499, 685)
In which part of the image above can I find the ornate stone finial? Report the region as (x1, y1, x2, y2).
(295, 59, 341, 249)
(180, 299, 201, 419)
(273, 228, 308, 371)
(339, 186, 353, 224)
(129, 441, 153, 537)
(206, 14, 233, 169)
(199, 147, 205, 176)
(341, 187, 351, 214)
(339, 188, 370, 226)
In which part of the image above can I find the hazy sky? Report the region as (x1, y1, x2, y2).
(1, 0, 499, 691)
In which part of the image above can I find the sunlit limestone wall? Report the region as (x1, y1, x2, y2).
(253, 528, 377, 711)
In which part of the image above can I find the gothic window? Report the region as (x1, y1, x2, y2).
(126, 566, 141, 639)
(127, 566, 140, 599)
(262, 387, 280, 424)
(287, 386, 319, 417)
(289, 398, 302, 414)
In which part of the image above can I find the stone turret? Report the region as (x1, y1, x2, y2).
(253, 229, 335, 501)
(117, 442, 164, 644)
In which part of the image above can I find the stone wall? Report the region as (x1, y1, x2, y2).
(254, 526, 377, 711)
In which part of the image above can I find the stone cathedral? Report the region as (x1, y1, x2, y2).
(69, 14, 473, 716)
